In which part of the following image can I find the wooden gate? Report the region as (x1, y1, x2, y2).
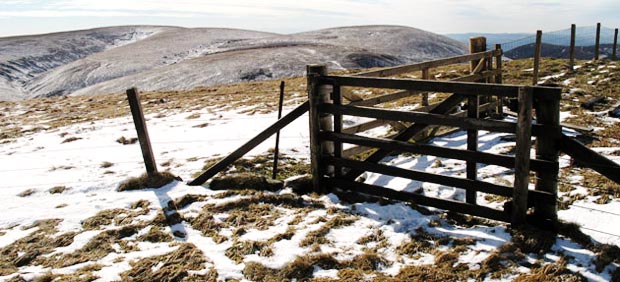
(307, 65, 562, 226)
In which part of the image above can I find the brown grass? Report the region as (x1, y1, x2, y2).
(119, 243, 211, 282)
(48, 186, 68, 194)
(117, 171, 179, 191)
(17, 188, 36, 197)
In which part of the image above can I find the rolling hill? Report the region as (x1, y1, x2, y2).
(0, 25, 467, 100)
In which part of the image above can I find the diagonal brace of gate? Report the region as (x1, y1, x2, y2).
(188, 101, 309, 186)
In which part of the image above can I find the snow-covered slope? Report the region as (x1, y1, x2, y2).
(0, 25, 467, 99)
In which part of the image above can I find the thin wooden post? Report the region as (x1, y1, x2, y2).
(595, 23, 601, 60)
(534, 88, 561, 222)
(421, 68, 430, 106)
(126, 88, 158, 176)
(613, 28, 618, 61)
(512, 87, 533, 226)
(307, 65, 332, 192)
(495, 44, 504, 116)
(272, 81, 285, 179)
(569, 24, 576, 72)
(466, 95, 479, 204)
(333, 83, 343, 177)
(533, 30, 542, 85)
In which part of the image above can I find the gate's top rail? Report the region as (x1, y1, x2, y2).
(352, 49, 501, 77)
(316, 75, 561, 100)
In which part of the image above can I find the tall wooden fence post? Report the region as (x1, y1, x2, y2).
(307, 65, 333, 192)
(595, 23, 601, 60)
(533, 30, 542, 85)
(494, 44, 504, 116)
(512, 87, 533, 226)
(613, 28, 618, 61)
(272, 81, 285, 179)
(469, 36, 488, 115)
(126, 88, 158, 176)
(534, 88, 561, 222)
(569, 24, 576, 72)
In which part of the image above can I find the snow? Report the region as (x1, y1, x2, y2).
(1, 99, 618, 281)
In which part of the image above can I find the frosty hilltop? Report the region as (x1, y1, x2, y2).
(0, 25, 466, 101)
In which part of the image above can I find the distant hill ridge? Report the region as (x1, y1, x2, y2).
(0, 25, 467, 100)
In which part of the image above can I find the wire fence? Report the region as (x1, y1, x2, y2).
(488, 25, 618, 60)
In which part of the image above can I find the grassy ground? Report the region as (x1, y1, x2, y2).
(2, 58, 620, 281)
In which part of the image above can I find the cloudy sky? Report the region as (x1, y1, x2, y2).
(0, 0, 618, 37)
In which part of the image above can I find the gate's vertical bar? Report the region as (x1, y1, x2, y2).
(595, 23, 601, 60)
(494, 44, 504, 116)
(513, 86, 533, 226)
(613, 28, 618, 61)
(421, 68, 430, 106)
(534, 88, 561, 223)
(333, 83, 343, 177)
(466, 95, 480, 204)
(272, 81, 285, 179)
(569, 24, 576, 72)
(533, 30, 542, 85)
(307, 65, 331, 192)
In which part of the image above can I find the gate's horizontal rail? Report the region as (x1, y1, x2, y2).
(322, 104, 518, 134)
(353, 50, 501, 78)
(318, 76, 561, 100)
(325, 177, 510, 222)
(328, 157, 555, 204)
(323, 132, 558, 174)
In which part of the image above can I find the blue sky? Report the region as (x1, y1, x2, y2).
(0, 0, 618, 37)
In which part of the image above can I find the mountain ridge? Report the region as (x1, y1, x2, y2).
(0, 25, 466, 100)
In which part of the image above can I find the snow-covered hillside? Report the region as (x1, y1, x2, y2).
(0, 25, 467, 100)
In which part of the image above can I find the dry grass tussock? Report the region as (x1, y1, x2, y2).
(117, 171, 180, 191)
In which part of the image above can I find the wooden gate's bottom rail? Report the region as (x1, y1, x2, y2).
(325, 177, 510, 222)
(326, 157, 556, 205)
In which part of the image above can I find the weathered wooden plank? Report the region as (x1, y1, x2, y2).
(333, 83, 343, 177)
(188, 101, 310, 186)
(353, 50, 500, 78)
(512, 87, 533, 226)
(319, 76, 561, 100)
(323, 132, 557, 173)
(494, 44, 504, 116)
(321, 104, 518, 133)
(422, 68, 430, 106)
(126, 88, 158, 176)
(326, 177, 509, 222)
(559, 134, 620, 184)
(504, 109, 592, 133)
(613, 28, 618, 61)
(331, 157, 513, 196)
(349, 89, 421, 107)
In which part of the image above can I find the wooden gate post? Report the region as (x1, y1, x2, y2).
(534, 89, 561, 222)
(307, 65, 333, 192)
(533, 30, 543, 85)
(494, 44, 504, 116)
(512, 87, 533, 226)
(569, 24, 576, 72)
(469, 36, 488, 116)
(595, 23, 601, 60)
(126, 88, 158, 176)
